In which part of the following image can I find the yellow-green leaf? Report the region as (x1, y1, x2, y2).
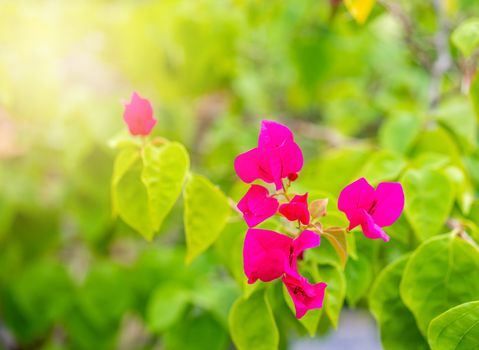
(229, 290, 279, 350)
(184, 174, 230, 264)
(141, 142, 189, 232)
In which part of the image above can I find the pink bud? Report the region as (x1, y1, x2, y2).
(123, 92, 157, 136)
(287, 173, 298, 182)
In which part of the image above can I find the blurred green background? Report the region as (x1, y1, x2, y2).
(2, 0, 479, 349)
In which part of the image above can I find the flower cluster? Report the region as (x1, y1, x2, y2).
(235, 120, 404, 319)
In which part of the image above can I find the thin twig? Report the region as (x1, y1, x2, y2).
(379, 0, 433, 70)
(429, 0, 452, 108)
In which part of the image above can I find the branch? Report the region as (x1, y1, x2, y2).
(379, 1, 433, 70)
(429, 0, 452, 108)
(286, 119, 364, 148)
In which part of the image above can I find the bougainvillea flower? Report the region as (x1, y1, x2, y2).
(282, 271, 327, 319)
(234, 120, 303, 190)
(279, 193, 310, 225)
(290, 229, 320, 270)
(338, 178, 404, 242)
(123, 92, 157, 136)
(243, 229, 320, 284)
(237, 185, 279, 227)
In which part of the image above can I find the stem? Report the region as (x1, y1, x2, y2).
(447, 218, 479, 249)
(282, 180, 291, 201)
(227, 198, 242, 216)
(323, 226, 347, 233)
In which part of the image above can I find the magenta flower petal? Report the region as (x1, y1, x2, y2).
(279, 193, 310, 225)
(360, 210, 390, 242)
(338, 178, 375, 224)
(258, 120, 294, 148)
(234, 148, 264, 183)
(344, 208, 368, 231)
(243, 229, 292, 284)
(338, 178, 403, 242)
(293, 230, 320, 255)
(371, 182, 405, 227)
(235, 120, 303, 190)
(123, 92, 157, 136)
(237, 185, 279, 227)
(265, 148, 285, 190)
(279, 140, 304, 178)
(291, 230, 320, 270)
(282, 272, 327, 319)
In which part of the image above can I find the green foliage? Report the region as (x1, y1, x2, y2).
(229, 290, 279, 350)
(344, 235, 379, 307)
(428, 301, 479, 350)
(359, 150, 406, 185)
(146, 283, 190, 333)
(164, 311, 229, 350)
(318, 264, 346, 329)
(0, 260, 74, 343)
(379, 114, 422, 155)
(141, 142, 190, 233)
(2, 0, 479, 348)
(402, 169, 454, 241)
(451, 18, 479, 57)
(114, 156, 153, 239)
(184, 174, 231, 264)
(370, 256, 428, 350)
(112, 141, 190, 240)
(400, 235, 479, 335)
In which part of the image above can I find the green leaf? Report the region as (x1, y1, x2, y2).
(214, 221, 247, 286)
(282, 284, 321, 337)
(146, 283, 190, 333)
(428, 301, 479, 350)
(309, 238, 342, 269)
(379, 114, 422, 155)
(192, 280, 240, 327)
(400, 234, 479, 335)
(412, 126, 461, 163)
(318, 264, 346, 328)
(164, 311, 229, 350)
(229, 290, 279, 350)
(114, 159, 153, 240)
(402, 169, 454, 241)
(360, 151, 407, 185)
(111, 146, 140, 216)
(344, 235, 379, 307)
(370, 255, 429, 350)
(184, 174, 231, 264)
(451, 18, 479, 57)
(444, 165, 474, 214)
(141, 142, 189, 232)
(309, 212, 350, 269)
(434, 98, 477, 152)
(300, 148, 370, 195)
(1, 260, 74, 342)
(322, 230, 348, 268)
